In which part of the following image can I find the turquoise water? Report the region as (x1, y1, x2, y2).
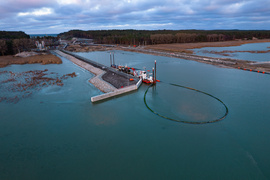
(192, 42, 270, 62)
(29, 34, 58, 38)
(1, 47, 270, 179)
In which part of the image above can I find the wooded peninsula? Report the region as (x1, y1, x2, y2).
(58, 29, 270, 45)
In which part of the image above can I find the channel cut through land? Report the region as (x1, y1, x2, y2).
(144, 39, 270, 53)
(66, 39, 270, 73)
(1, 39, 270, 74)
(119, 39, 270, 73)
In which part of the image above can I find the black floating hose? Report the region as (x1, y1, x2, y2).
(144, 82, 229, 124)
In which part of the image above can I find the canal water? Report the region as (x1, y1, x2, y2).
(1, 44, 270, 179)
(192, 42, 270, 62)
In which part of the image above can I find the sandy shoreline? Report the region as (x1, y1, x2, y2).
(0, 52, 62, 68)
(113, 39, 270, 74)
(62, 39, 270, 73)
(145, 39, 270, 53)
(1, 39, 270, 74)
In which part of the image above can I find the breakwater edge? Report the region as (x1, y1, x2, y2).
(53, 50, 141, 102)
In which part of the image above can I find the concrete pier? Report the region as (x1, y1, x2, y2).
(91, 78, 142, 102)
(53, 50, 142, 102)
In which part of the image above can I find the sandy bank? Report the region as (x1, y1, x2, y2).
(66, 44, 114, 52)
(0, 52, 62, 68)
(123, 47, 270, 73)
(117, 40, 270, 74)
(63, 39, 270, 74)
(145, 39, 270, 53)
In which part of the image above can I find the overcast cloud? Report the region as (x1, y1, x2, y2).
(0, 0, 270, 34)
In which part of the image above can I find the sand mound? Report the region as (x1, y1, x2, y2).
(14, 51, 38, 58)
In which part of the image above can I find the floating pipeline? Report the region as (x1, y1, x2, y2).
(144, 82, 229, 124)
(237, 67, 270, 75)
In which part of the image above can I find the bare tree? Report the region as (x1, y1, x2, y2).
(218, 34, 225, 41)
(13, 39, 21, 54)
(0, 40, 7, 56)
(13, 39, 34, 54)
(176, 33, 197, 43)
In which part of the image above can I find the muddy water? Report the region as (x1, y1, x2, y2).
(1, 50, 270, 179)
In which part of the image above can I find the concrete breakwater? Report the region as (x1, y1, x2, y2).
(53, 50, 141, 102)
(91, 79, 142, 102)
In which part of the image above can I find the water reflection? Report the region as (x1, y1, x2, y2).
(192, 42, 270, 62)
(1, 50, 270, 179)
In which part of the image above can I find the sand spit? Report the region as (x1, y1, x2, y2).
(122, 47, 270, 73)
(145, 39, 270, 53)
(14, 51, 38, 57)
(63, 39, 270, 73)
(115, 40, 270, 74)
(59, 39, 270, 81)
(199, 49, 270, 57)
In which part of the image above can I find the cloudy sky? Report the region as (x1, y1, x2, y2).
(1, 0, 270, 34)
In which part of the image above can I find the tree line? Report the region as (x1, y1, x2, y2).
(1, 29, 270, 56)
(0, 31, 58, 56)
(0, 31, 30, 39)
(59, 29, 270, 45)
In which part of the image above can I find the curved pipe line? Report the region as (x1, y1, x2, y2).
(144, 82, 229, 124)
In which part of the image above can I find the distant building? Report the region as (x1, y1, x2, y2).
(75, 38, 94, 45)
(35, 41, 46, 51)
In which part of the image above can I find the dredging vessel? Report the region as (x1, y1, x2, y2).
(110, 52, 157, 84)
